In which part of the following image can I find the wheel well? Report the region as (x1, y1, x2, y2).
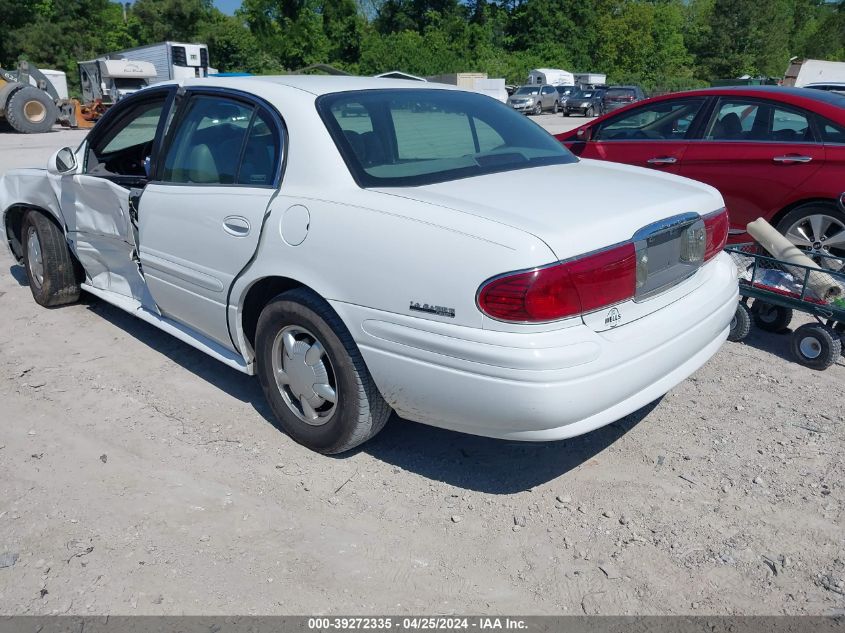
(240, 276, 304, 350)
(4, 204, 59, 262)
(770, 198, 840, 229)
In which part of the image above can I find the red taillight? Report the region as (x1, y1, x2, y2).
(477, 243, 636, 322)
(703, 208, 729, 261)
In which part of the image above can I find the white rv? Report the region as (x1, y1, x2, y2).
(78, 59, 157, 104)
(527, 68, 575, 86)
(783, 59, 845, 87)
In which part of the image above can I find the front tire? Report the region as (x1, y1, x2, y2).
(5, 86, 58, 134)
(255, 288, 391, 454)
(532, 103, 542, 115)
(21, 210, 82, 307)
(791, 323, 841, 370)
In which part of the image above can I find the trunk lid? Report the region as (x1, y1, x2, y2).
(373, 160, 722, 261)
(374, 159, 725, 330)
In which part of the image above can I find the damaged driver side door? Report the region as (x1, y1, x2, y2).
(55, 87, 175, 310)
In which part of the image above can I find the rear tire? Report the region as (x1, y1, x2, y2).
(553, 101, 559, 114)
(728, 302, 752, 342)
(751, 301, 793, 332)
(255, 288, 391, 454)
(5, 86, 58, 134)
(791, 323, 841, 370)
(21, 210, 82, 307)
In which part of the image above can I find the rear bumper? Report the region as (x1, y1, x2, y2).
(331, 253, 738, 441)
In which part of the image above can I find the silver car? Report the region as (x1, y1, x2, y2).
(507, 84, 560, 115)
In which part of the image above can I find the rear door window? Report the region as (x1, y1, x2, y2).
(160, 94, 281, 186)
(705, 99, 814, 143)
(162, 96, 252, 183)
(820, 119, 845, 144)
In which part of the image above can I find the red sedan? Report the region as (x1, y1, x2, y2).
(556, 86, 845, 263)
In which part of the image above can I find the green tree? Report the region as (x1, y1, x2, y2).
(129, 0, 213, 43)
(200, 12, 283, 74)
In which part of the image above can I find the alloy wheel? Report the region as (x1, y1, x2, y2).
(784, 213, 845, 270)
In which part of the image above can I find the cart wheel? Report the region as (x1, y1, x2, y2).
(791, 323, 841, 370)
(728, 302, 752, 342)
(752, 301, 793, 333)
(832, 322, 845, 356)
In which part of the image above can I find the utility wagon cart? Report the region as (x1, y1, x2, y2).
(726, 243, 845, 370)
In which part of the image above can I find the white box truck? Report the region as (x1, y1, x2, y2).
(527, 68, 575, 86)
(101, 42, 210, 84)
(783, 59, 845, 87)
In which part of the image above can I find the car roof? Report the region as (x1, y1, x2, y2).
(669, 85, 845, 106)
(171, 74, 462, 96)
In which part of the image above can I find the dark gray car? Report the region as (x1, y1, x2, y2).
(554, 85, 580, 109)
(563, 88, 606, 117)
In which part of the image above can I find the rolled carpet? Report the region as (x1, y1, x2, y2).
(746, 217, 842, 302)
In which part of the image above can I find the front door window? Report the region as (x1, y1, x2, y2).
(86, 95, 168, 182)
(594, 98, 706, 141)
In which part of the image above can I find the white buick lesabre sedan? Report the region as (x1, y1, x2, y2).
(0, 76, 737, 454)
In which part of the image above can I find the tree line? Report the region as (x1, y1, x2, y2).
(1, 0, 843, 97)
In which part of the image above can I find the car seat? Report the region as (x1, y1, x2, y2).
(712, 112, 743, 140)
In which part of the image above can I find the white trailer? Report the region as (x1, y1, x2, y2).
(527, 68, 575, 86)
(101, 42, 210, 84)
(574, 72, 606, 87)
(783, 59, 845, 87)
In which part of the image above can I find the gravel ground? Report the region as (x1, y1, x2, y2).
(0, 122, 843, 616)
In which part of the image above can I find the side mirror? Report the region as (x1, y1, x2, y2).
(48, 147, 77, 175)
(576, 126, 593, 142)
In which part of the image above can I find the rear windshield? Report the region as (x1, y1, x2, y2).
(318, 89, 576, 187)
(606, 88, 635, 97)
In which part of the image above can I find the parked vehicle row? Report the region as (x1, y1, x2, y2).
(507, 83, 647, 118)
(557, 86, 845, 261)
(1, 76, 736, 455)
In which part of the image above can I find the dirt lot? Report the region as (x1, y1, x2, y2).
(0, 123, 843, 616)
